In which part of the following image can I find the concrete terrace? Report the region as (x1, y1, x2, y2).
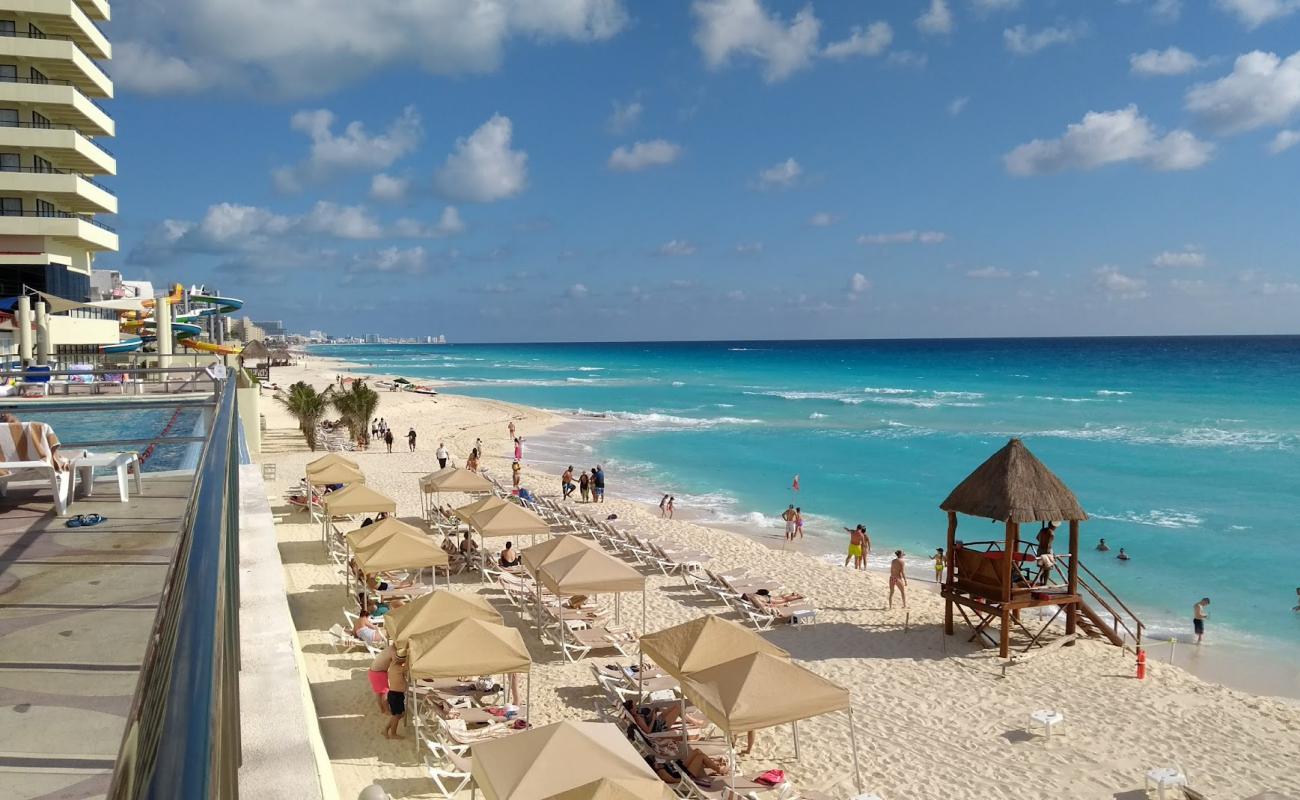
(0, 473, 194, 799)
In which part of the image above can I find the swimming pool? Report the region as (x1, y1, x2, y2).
(33, 405, 207, 473)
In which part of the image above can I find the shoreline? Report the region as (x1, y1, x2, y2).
(307, 348, 1300, 703)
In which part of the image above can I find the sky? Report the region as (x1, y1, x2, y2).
(103, 0, 1300, 341)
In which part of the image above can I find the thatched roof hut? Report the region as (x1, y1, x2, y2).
(940, 438, 1086, 523)
(240, 339, 272, 360)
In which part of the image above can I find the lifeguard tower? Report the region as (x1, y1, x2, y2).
(940, 438, 1143, 658)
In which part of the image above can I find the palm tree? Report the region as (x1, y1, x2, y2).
(332, 381, 380, 448)
(277, 381, 330, 450)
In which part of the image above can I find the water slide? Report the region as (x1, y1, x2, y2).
(98, 336, 144, 354)
(179, 338, 243, 356)
(176, 294, 244, 355)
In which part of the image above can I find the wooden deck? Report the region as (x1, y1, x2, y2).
(0, 473, 193, 800)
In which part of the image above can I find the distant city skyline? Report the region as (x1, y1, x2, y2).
(105, 1, 1300, 340)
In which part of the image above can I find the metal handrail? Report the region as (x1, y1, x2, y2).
(107, 375, 242, 798)
(0, 165, 114, 193)
(0, 209, 115, 231)
(1073, 559, 1145, 647)
(0, 121, 115, 156)
(0, 75, 110, 114)
(0, 27, 113, 76)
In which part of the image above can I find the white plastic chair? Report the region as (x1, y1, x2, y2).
(424, 752, 473, 799)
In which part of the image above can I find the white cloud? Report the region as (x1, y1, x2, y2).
(756, 157, 803, 189)
(809, 211, 839, 227)
(887, 50, 929, 69)
(369, 173, 411, 202)
(1170, 278, 1212, 296)
(114, 42, 212, 94)
(735, 241, 764, 255)
(434, 114, 528, 202)
(1151, 247, 1206, 268)
(1095, 266, 1149, 300)
(608, 139, 683, 171)
(607, 99, 642, 134)
(1215, 0, 1300, 28)
(392, 207, 466, 238)
(1269, 129, 1300, 153)
(1004, 105, 1214, 175)
(917, 0, 955, 35)
(823, 22, 893, 59)
(1259, 281, 1300, 295)
(299, 201, 383, 239)
(848, 273, 872, 297)
(274, 106, 422, 192)
(948, 96, 970, 116)
(1003, 22, 1087, 56)
(567, 283, 590, 299)
(1130, 47, 1202, 76)
(1185, 50, 1300, 134)
(692, 0, 821, 83)
(111, 1, 628, 97)
(1150, 0, 1184, 22)
(971, 0, 1021, 12)
(966, 266, 1012, 279)
(857, 230, 948, 245)
(355, 246, 429, 275)
(655, 239, 698, 257)
(725, 289, 747, 301)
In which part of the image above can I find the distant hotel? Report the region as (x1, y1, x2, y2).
(0, 0, 118, 353)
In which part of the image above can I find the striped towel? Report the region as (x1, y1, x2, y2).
(0, 421, 64, 477)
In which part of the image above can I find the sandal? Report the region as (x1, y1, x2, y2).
(81, 513, 107, 527)
(64, 515, 86, 528)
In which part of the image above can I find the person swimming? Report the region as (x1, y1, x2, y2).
(1117, 548, 1131, 561)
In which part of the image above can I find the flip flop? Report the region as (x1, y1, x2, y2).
(81, 514, 106, 527)
(64, 515, 86, 528)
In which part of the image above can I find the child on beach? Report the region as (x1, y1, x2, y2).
(889, 551, 908, 609)
(933, 548, 945, 582)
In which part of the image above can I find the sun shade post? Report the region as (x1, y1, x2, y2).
(848, 706, 863, 793)
(792, 720, 800, 760)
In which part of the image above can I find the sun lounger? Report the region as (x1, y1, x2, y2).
(557, 623, 638, 662)
(424, 750, 474, 799)
(326, 623, 370, 653)
(738, 593, 817, 630)
(0, 420, 81, 515)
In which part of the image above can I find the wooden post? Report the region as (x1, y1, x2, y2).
(944, 511, 957, 636)
(1065, 519, 1080, 639)
(1001, 520, 1017, 658)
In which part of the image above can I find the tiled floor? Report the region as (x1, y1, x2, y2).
(0, 473, 193, 800)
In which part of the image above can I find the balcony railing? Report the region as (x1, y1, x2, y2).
(0, 164, 115, 195)
(0, 119, 114, 155)
(0, 75, 110, 115)
(0, 27, 112, 77)
(0, 208, 115, 232)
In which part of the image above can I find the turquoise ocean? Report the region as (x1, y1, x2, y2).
(314, 338, 1300, 660)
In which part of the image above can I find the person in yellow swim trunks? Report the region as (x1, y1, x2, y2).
(842, 524, 869, 570)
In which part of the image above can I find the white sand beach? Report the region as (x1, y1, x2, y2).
(258, 355, 1300, 800)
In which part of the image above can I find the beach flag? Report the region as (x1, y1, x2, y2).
(792, 474, 800, 492)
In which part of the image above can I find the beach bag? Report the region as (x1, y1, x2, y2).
(755, 770, 786, 786)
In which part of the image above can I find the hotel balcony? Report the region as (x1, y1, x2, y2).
(0, 210, 117, 250)
(0, 78, 113, 136)
(72, 0, 108, 23)
(6, 0, 111, 59)
(0, 167, 116, 213)
(0, 30, 114, 98)
(0, 123, 115, 173)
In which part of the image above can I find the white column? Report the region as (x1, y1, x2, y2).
(16, 296, 33, 365)
(156, 294, 173, 371)
(34, 301, 50, 365)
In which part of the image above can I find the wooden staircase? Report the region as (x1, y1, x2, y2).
(1066, 558, 1144, 650)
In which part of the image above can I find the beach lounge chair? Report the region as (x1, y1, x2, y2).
(737, 593, 817, 630)
(424, 751, 474, 799)
(16, 365, 53, 397)
(0, 420, 78, 515)
(326, 623, 369, 653)
(558, 623, 638, 662)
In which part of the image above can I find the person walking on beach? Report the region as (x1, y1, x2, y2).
(660, 495, 669, 517)
(889, 551, 908, 609)
(371, 418, 379, 441)
(383, 648, 409, 739)
(1193, 597, 1211, 644)
(383, 429, 394, 453)
(512, 460, 521, 489)
(1036, 521, 1057, 555)
(843, 525, 868, 570)
(782, 505, 797, 541)
(513, 437, 523, 461)
(407, 427, 417, 452)
(594, 465, 605, 502)
(436, 443, 448, 469)
(508, 419, 516, 439)
(474, 438, 483, 457)
(367, 644, 394, 714)
(794, 507, 804, 539)
(563, 466, 575, 499)
(579, 471, 590, 502)
(667, 496, 675, 519)
(933, 548, 946, 582)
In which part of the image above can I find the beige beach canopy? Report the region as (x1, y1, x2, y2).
(420, 466, 494, 494)
(537, 548, 645, 596)
(470, 721, 670, 800)
(384, 590, 502, 644)
(679, 651, 848, 733)
(940, 438, 1087, 523)
(353, 531, 448, 574)
(521, 534, 602, 574)
(324, 484, 397, 517)
(466, 501, 550, 538)
(455, 495, 509, 519)
(306, 461, 365, 486)
(345, 517, 424, 552)
(639, 615, 789, 681)
(307, 453, 359, 472)
(405, 618, 530, 678)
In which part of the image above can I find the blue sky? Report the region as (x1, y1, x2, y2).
(105, 0, 1300, 341)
